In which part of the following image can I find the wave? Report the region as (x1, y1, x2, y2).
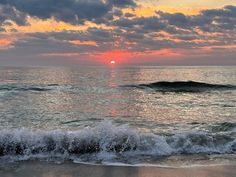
(211, 122, 236, 132)
(0, 122, 236, 163)
(0, 84, 56, 92)
(124, 81, 236, 92)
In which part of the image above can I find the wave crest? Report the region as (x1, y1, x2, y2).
(0, 122, 236, 162)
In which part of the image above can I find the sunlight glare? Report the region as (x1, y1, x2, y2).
(110, 60, 116, 64)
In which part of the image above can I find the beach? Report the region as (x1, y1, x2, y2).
(0, 161, 236, 177)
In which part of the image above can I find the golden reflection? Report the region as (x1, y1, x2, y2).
(108, 68, 117, 87)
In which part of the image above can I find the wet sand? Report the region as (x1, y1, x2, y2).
(0, 161, 236, 177)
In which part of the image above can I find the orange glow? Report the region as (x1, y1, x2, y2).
(122, 6, 204, 17)
(87, 48, 184, 64)
(133, 7, 156, 17)
(40, 48, 188, 65)
(0, 38, 16, 50)
(2, 18, 112, 34)
(202, 45, 236, 51)
(90, 50, 136, 63)
(157, 6, 204, 15)
(68, 40, 97, 46)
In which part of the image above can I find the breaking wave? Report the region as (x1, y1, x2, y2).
(124, 81, 236, 92)
(0, 121, 236, 163)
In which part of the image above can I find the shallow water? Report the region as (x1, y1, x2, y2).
(1, 161, 236, 177)
(0, 66, 235, 165)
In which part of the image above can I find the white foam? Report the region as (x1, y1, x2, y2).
(0, 121, 235, 164)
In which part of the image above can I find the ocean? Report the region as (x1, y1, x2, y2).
(0, 66, 235, 166)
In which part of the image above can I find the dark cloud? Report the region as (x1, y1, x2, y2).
(108, 0, 136, 7)
(202, 5, 236, 18)
(107, 5, 236, 50)
(176, 35, 198, 41)
(0, 0, 136, 24)
(0, 5, 27, 26)
(113, 9, 123, 17)
(1, 1, 235, 35)
(113, 18, 135, 27)
(157, 6, 236, 32)
(124, 13, 135, 18)
(200, 5, 236, 31)
(160, 12, 190, 28)
(113, 16, 166, 31)
(136, 17, 166, 31)
(0, 27, 5, 32)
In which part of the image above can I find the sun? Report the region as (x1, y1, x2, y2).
(110, 60, 116, 64)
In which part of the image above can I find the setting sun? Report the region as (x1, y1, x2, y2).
(110, 60, 116, 64)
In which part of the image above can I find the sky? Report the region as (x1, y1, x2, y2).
(0, 0, 236, 66)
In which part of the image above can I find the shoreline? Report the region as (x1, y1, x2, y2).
(0, 161, 236, 177)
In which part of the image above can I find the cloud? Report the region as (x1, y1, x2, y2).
(0, 5, 27, 26)
(0, 4, 236, 65)
(108, 0, 136, 7)
(0, 27, 6, 32)
(158, 5, 236, 32)
(0, 0, 136, 24)
(0, 37, 16, 50)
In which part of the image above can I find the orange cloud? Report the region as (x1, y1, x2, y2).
(143, 49, 183, 57)
(123, 5, 205, 17)
(3, 17, 111, 35)
(122, 6, 157, 17)
(68, 40, 97, 46)
(0, 38, 16, 50)
(202, 45, 236, 51)
(157, 6, 204, 15)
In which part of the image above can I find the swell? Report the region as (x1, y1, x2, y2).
(0, 84, 56, 92)
(0, 122, 236, 160)
(211, 122, 236, 132)
(124, 81, 236, 92)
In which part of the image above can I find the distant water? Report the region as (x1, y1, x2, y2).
(0, 66, 235, 165)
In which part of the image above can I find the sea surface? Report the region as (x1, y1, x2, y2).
(0, 66, 236, 166)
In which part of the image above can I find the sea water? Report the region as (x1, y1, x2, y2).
(0, 66, 235, 165)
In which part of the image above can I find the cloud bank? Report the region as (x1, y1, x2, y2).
(0, 1, 236, 65)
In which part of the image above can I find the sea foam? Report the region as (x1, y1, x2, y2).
(0, 121, 236, 163)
